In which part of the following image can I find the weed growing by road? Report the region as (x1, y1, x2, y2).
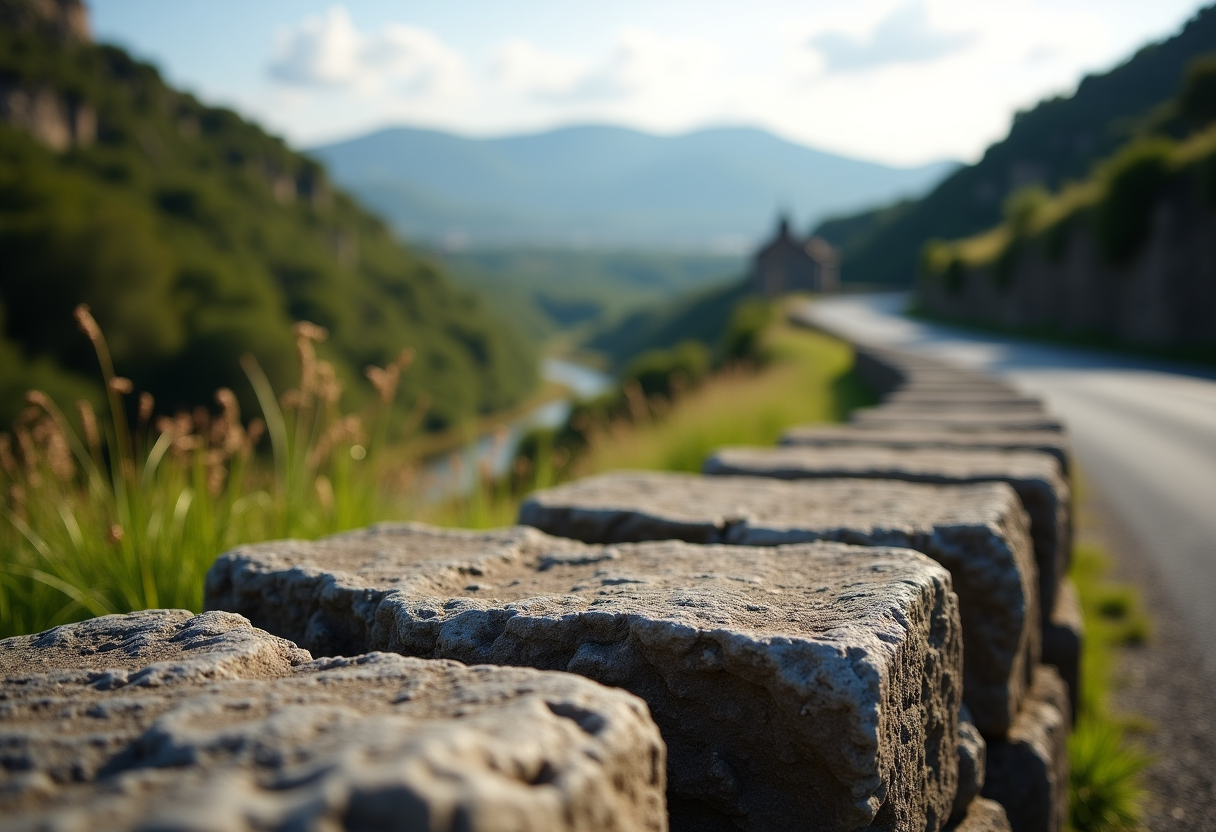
(1068, 541, 1152, 831)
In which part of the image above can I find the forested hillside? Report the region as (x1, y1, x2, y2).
(816, 3, 1216, 286)
(917, 57, 1216, 352)
(0, 6, 535, 428)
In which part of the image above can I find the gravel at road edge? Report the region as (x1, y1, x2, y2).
(1081, 485, 1216, 831)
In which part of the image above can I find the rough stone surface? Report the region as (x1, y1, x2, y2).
(953, 706, 987, 822)
(0, 609, 668, 832)
(982, 666, 1070, 832)
(704, 445, 1070, 632)
(852, 348, 1015, 397)
(1042, 577, 1082, 722)
(778, 425, 1072, 477)
(879, 396, 1045, 412)
(884, 391, 1044, 408)
(206, 524, 963, 832)
(850, 408, 1065, 432)
(519, 471, 1036, 736)
(946, 798, 1013, 832)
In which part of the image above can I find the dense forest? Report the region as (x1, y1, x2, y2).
(0, 6, 536, 429)
(815, 3, 1216, 286)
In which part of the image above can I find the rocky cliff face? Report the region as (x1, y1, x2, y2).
(0, 0, 89, 44)
(0, 81, 94, 149)
(919, 173, 1216, 348)
(0, 0, 94, 150)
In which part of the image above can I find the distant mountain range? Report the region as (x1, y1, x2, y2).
(309, 126, 958, 249)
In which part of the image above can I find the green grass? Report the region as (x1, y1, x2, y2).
(575, 318, 873, 475)
(1067, 540, 1153, 832)
(0, 309, 418, 637)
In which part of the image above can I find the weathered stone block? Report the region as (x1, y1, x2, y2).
(876, 398, 1045, 413)
(982, 666, 1070, 832)
(953, 706, 987, 822)
(704, 445, 1070, 631)
(0, 610, 668, 832)
(206, 524, 963, 832)
(1042, 577, 1083, 721)
(884, 391, 1043, 409)
(519, 471, 1036, 737)
(946, 798, 1013, 832)
(850, 408, 1066, 432)
(852, 348, 1010, 397)
(778, 425, 1072, 477)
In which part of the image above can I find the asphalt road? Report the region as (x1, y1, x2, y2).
(797, 293, 1216, 671)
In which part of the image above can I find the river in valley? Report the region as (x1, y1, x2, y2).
(420, 357, 613, 500)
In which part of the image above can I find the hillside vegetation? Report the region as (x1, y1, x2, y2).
(917, 54, 1216, 355)
(437, 247, 745, 346)
(0, 18, 535, 429)
(816, 4, 1216, 286)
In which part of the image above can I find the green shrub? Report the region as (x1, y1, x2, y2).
(919, 240, 967, 296)
(720, 298, 773, 365)
(1002, 185, 1051, 236)
(1178, 54, 1216, 128)
(624, 340, 711, 398)
(1094, 139, 1177, 264)
(1069, 720, 1149, 832)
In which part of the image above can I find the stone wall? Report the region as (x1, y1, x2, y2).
(0, 342, 1077, 831)
(918, 176, 1216, 348)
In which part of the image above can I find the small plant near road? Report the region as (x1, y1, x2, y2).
(1067, 541, 1152, 832)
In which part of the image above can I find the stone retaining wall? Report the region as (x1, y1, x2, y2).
(1, 341, 1078, 831)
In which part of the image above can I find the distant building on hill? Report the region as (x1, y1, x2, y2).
(749, 216, 839, 295)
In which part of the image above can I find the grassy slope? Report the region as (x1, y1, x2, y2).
(577, 319, 872, 473)
(584, 279, 753, 369)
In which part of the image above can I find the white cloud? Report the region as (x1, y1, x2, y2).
(487, 39, 583, 97)
(484, 29, 718, 105)
(561, 28, 719, 102)
(268, 6, 466, 98)
(809, 3, 973, 73)
(248, 0, 1197, 165)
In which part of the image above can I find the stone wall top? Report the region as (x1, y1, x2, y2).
(206, 525, 963, 832)
(0, 609, 667, 832)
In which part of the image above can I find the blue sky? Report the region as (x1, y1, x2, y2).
(91, 0, 1211, 165)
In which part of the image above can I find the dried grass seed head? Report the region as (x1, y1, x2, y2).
(73, 304, 102, 345)
(0, 433, 17, 476)
(108, 377, 134, 395)
(76, 400, 100, 451)
(137, 392, 154, 424)
(292, 321, 329, 343)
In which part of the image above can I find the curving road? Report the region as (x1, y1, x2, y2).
(796, 293, 1216, 671)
